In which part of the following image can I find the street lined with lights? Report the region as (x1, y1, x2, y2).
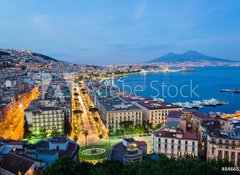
(0, 87, 39, 140)
(71, 80, 108, 146)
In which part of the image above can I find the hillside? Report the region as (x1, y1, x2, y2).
(0, 51, 10, 56)
(147, 51, 235, 63)
(32, 52, 59, 62)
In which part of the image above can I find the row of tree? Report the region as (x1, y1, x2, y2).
(41, 156, 236, 175)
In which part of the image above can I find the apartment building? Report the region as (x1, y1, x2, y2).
(96, 97, 143, 129)
(200, 119, 240, 166)
(137, 100, 182, 127)
(25, 107, 68, 134)
(152, 122, 198, 158)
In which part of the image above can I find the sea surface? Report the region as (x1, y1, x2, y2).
(114, 66, 240, 114)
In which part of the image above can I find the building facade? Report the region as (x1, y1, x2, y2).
(200, 119, 240, 166)
(137, 100, 182, 127)
(96, 97, 143, 129)
(152, 122, 198, 158)
(25, 107, 68, 134)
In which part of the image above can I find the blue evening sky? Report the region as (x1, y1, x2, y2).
(1, 0, 240, 64)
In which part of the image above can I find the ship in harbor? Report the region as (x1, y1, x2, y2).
(173, 98, 229, 109)
(233, 90, 240, 94)
(117, 76, 124, 82)
(179, 67, 197, 72)
(220, 89, 240, 94)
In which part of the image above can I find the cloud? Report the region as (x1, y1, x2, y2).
(134, 0, 147, 18)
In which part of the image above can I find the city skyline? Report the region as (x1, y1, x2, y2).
(1, 0, 240, 64)
(1, 1, 240, 173)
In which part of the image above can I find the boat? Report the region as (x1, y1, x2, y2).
(191, 104, 203, 109)
(233, 90, 240, 94)
(220, 89, 240, 94)
(117, 77, 124, 82)
(179, 67, 196, 72)
(201, 98, 229, 107)
(173, 98, 228, 109)
(182, 102, 193, 109)
(202, 102, 217, 107)
(220, 89, 233, 92)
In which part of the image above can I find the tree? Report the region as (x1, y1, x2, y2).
(89, 106, 99, 113)
(42, 155, 236, 175)
(41, 156, 92, 175)
(51, 126, 60, 136)
(153, 124, 162, 131)
(81, 89, 87, 94)
(83, 130, 89, 146)
(98, 134, 103, 147)
(73, 109, 83, 115)
(23, 115, 30, 138)
(120, 121, 134, 134)
(38, 128, 47, 138)
(142, 120, 153, 132)
(93, 116, 99, 122)
(73, 135, 78, 143)
(64, 113, 71, 135)
(73, 93, 79, 96)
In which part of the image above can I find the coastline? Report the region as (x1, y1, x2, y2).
(111, 66, 240, 114)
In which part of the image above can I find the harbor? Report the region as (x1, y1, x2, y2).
(173, 98, 229, 109)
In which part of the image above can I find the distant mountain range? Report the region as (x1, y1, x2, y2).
(147, 51, 235, 63)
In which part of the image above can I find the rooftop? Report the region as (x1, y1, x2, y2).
(138, 100, 181, 110)
(202, 119, 240, 140)
(26, 137, 79, 158)
(98, 97, 141, 112)
(120, 95, 152, 102)
(109, 139, 147, 162)
(167, 110, 209, 119)
(167, 111, 184, 118)
(153, 122, 198, 140)
(0, 152, 42, 175)
(153, 129, 198, 140)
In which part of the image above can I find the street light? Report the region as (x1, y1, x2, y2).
(19, 103, 23, 108)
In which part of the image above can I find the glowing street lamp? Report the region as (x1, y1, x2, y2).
(19, 103, 23, 108)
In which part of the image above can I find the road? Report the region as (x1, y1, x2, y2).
(0, 87, 39, 140)
(71, 81, 108, 146)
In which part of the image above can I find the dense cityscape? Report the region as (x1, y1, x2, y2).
(0, 48, 239, 175)
(1, 0, 240, 174)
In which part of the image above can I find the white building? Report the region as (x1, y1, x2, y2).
(137, 100, 182, 127)
(152, 122, 198, 158)
(96, 97, 143, 129)
(5, 80, 11, 88)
